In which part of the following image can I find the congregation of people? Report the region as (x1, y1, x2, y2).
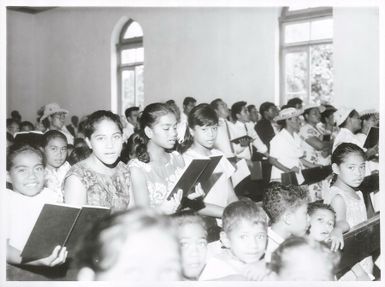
(5, 96, 380, 281)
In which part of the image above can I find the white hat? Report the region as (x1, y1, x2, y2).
(274, 107, 303, 121)
(40, 103, 69, 122)
(334, 107, 354, 127)
(302, 103, 326, 113)
(359, 109, 378, 118)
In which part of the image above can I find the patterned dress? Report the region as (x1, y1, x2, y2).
(64, 161, 130, 212)
(128, 151, 185, 212)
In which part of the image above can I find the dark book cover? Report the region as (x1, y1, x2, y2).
(14, 131, 44, 147)
(301, 165, 332, 185)
(281, 171, 299, 186)
(230, 135, 253, 144)
(21, 204, 110, 262)
(363, 126, 379, 149)
(167, 159, 210, 200)
(198, 156, 223, 193)
(249, 161, 263, 180)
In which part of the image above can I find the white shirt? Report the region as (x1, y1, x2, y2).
(122, 122, 135, 142)
(228, 121, 268, 160)
(332, 128, 363, 152)
(265, 227, 285, 263)
(6, 188, 58, 251)
(214, 118, 235, 158)
(45, 161, 71, 203)
(269, 128, 305, 181)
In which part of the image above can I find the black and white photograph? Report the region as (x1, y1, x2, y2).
(1, 0, 383, 284)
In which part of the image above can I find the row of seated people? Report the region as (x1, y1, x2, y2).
(5, 98, 380, 281)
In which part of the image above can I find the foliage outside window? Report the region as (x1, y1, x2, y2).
(280, 7, 333, 105)
(117, 20, 144, 115)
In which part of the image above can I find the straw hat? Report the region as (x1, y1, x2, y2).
(274, 107, 303, 121)
(302, 103, 326, 113)
(40, 103, 69, 122)
(334, 107, 354, 127)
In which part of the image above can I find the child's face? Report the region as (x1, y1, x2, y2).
(278, 246, 335, 281)
(191, 124, 218, 150)
(147, 113, 177, 150)
(178, 223, 207, 280)
(224, 220, 267, 264)
(236, 106, 249, 123)
(308, 209, 335, 242)
(9, 151, 45, 196)
(288, 203, 309, 237)
(44, 137, 68, 168)
(50, 112, 66, 129)
(334, 152, 365, 188)
(95, 227, 181, 281)
(87, 119, 123, 165)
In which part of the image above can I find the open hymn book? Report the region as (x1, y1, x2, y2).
(20, 204, 110, 262)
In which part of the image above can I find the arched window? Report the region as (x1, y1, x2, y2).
(117, 19, 144, 114)
(280, 7, 333, 105)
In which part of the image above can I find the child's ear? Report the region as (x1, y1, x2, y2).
(282, 211, 292, 226)
(77, 267, 96, 281)
(85, 138, 92, 149)
(219, 231, 231, 248)
(331, 163, 340, 175)
(144, 126, 153, 139)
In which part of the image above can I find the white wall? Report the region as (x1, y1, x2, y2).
(7, 7, 280, 121)
(333, 7, 379, 111)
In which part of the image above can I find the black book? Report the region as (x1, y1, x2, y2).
(14, 131, 44, 147)
(301, 165, 333, 185)
(281, 171, 299, 186)
(198, 156, 223, 194)
(230, 135, 253, 144)
(166, 159, 211, 200)
(363, 127, 379, 149)
(21, 204, 110, 262)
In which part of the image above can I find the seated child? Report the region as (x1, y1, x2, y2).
(42, 130, 71, 202)
(199, 199, 270, 281)
(307, 201, 336, 243)
(172, 211, 208, 280)
(262, 182, 309, 262)
(76, 208, 181, 281)
(270, 236, 340, 281)
(6, 144, 67, 267)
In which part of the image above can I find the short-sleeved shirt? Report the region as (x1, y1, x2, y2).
(64, 161, 130, 212)
(299, 123, 324, 165)
(44, 161, 71, 203)
(265, 227, 285, 263)
(7, 188, 58, 251)
(269, 128, 305, 181)
(128, 151, 185, 210)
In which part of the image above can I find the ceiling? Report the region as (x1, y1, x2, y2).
(7, 7, 56, 14)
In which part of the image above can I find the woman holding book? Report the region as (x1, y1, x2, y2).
(127, 103, 221, 216)
(269, 107, 319, 183)
(63, 110, 130, 212)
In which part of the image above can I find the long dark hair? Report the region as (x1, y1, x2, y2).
(129, 103, 175, 163)
(177, 103, 218, 154)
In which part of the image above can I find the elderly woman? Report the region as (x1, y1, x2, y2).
(269, 107, 319, 183)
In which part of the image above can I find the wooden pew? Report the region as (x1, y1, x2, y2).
(359, 173, 379, 219)
(336, 213, 380, 278)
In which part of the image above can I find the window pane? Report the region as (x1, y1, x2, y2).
(284, 22, 310, 44)
(310, 44, 333, 104)
(285, 51, 308, 101)
(121, 48, 144, 65)
(311, 18, 333, 41)
(122, 70, 135, 113)
(135, 65, 144, 109)
(124, 21, 143, 39)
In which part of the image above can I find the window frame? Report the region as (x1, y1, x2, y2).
(117, 19, 144, 115)
(279, 7, 333, 105)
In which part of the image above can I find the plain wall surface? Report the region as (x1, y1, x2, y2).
(7, 7, 280, 121)
(6, 7, 379, 122)
(333, 7, 379, 111)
